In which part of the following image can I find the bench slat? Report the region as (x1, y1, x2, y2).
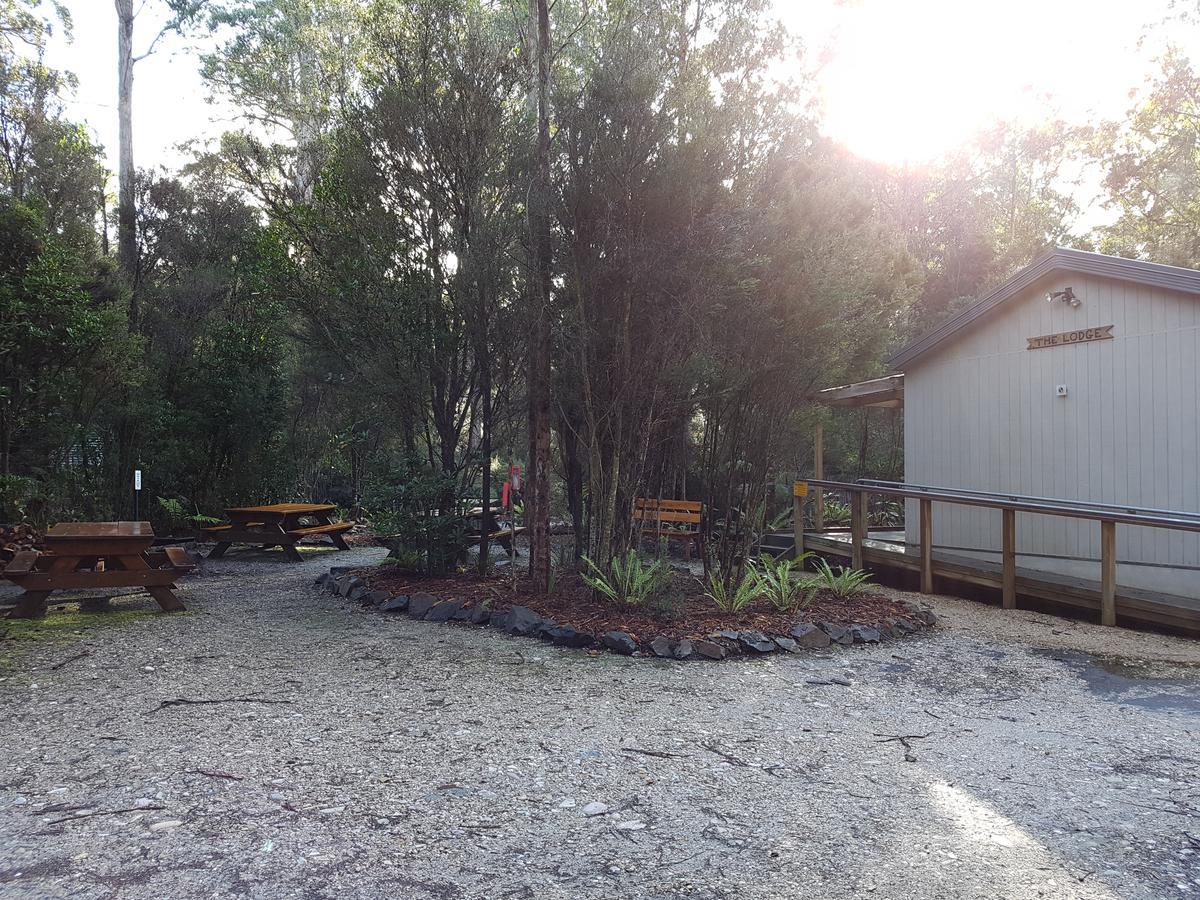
(3, 550, 40, 577)
(633, 509, 701, 524)
(286, 523, 353, 537)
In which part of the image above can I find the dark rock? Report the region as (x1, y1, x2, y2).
(328, 566, 355, 577)
(892, 617, 917, 634)
(773, 636, 799, 653)
(714, 629, 740, 641)
(541, 624, 594, 648)
(819, 622, 853, 645)
(649, 636, 675, 658)
(738, 631, 775, 653)
(361, 590, 389, 607)
(452, 604, 474, 621)
(673, 640, 694, 660)
(790, 623, 831, 648)
(336, 575, 362, 597)
(380, 595, 409, 613)
(851, 625, 882, 644)
(468, 603, 491, 625)
(912, 608, 937, 626)
(407, 592, 439, 619)
(693, 640, 727, 660)
(347, 585, 367, 602)
(492, 606, 543, 636)
(425, 599, 463, 622)
(535, 620, 561, 640)
(602, 631, 638, 655)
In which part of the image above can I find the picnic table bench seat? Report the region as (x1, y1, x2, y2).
(204, 504, 352, 561)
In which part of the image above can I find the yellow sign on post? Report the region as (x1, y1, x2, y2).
(793, 481, 808, 498)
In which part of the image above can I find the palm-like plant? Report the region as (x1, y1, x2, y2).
(752, 552, 815, 612)
(582, 550, 669, 605)
(704, 568, 759, 613)
(809, 558, 873, 599)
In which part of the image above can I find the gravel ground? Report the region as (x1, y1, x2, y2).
(1, 544, 1199, 900)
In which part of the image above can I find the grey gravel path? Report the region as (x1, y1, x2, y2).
(1, 545, 1199, 899)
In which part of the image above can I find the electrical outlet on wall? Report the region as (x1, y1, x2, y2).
(1055, 384, 1069, 397)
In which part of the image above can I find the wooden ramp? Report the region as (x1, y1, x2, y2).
(798, 530, 1200, 637)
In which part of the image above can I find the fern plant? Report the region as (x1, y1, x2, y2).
(752, 553, 815, 612)
(809, 558, 873, 599)
(582, 550, 669, 605)
(704, 568, 759, 613)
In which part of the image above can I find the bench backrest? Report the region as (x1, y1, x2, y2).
(633, 498, 702, 527)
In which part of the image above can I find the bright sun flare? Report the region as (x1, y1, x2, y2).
(796, 0, 1166, 165)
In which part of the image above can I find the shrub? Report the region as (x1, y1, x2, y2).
(704, 567, 759, 613)
(365, 460, 468, 576)
(752, 553, 815, 612)
(809, 558, 873, 599)
(582, 550, 670, 605)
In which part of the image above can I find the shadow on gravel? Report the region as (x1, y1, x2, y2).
(1033, 648, 1200, 716)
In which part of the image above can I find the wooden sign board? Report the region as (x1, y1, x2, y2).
(1027, 324, 1114, 350)
(793, 481, 808, 498)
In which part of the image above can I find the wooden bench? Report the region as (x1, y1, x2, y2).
(633, 498, 703, 561)
(487, 526, 527, 552)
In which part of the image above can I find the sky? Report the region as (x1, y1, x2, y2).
(36, 0, 1196, 180)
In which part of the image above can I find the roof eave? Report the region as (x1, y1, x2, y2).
(887, 248, 1200, 370)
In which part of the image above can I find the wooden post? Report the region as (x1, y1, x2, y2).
(792, 483, 805, 560)
(919, 498, 933, 594)
(813, 422, 824, 531)
(1002, 508, 1016, 610)
(850, 489, 866, 571)
(1100, 520, 1117, 626)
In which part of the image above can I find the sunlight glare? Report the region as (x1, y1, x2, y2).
(802, 0, 1162, 164)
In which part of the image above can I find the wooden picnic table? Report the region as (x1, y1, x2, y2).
(2, 521, 193, 619)
(203, 503, 352, 561)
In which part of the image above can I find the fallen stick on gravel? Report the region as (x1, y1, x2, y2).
(874, 731, 934, 762)
(700, 741, 751, 768)
(151, 696, 293, 713)
(50, 651, 90, 671)
(621, 747, 687, 759)
(45, 804, 165, 825)
(188, 769, 244, 781)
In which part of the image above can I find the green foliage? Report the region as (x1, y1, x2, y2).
(581, 550, 669, 606)
(704, 567, 758, 614)
(751, 553, 815, 613)
(156, 496, 221, 531)
(366, 459, 468, 576)
(809, 559, 873, 600)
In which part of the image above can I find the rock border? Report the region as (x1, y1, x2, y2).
(316, 567, 936, 661)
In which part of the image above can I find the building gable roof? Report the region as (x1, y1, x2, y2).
(888, 247, 1200, 370)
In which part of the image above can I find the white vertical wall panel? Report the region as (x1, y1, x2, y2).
(903, 273, 1200, 598)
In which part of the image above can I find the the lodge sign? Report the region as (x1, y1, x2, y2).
(1027, 324, 1114, 351)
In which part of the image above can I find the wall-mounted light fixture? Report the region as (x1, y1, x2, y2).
(1045, 286, 1080, 307)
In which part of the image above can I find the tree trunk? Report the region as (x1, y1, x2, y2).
(115, 0, 138, 323)
(526, 0, 553, 593)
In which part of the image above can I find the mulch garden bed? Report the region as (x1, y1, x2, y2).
(320, 564, 936, 660)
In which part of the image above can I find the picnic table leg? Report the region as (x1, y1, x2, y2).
(312, 512, 351, 551)
(208, 542, 231, 559)
(283, 543, 305, 563)
(11, 591, 51, 619)
(146, 585, 186, 613)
